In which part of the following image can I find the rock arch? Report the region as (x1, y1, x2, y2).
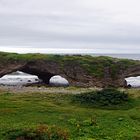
(123, 65, 140, 78)
(0, 53, 140, 87)
(0, 59, 89, 86)
(0, 61, 60, 84)
(20, 61, 55, 84)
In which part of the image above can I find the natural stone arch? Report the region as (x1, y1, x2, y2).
(0, 52, 140, 87)
(123, 65, 140, 78)
(0, 62, 53, 85)
(0, 59, 88, 86)
(20, 65, 54, 84)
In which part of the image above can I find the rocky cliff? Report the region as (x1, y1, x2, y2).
(0, 52, 140, 87)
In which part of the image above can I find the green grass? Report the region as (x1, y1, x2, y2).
(0, 89, 140, 139)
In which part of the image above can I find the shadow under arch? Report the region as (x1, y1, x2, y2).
(20, 66, 55, 84)
(20, 67, 54, 84)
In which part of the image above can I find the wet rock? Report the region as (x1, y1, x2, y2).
(127, 84, 132, 88)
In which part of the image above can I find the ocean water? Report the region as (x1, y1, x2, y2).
(0, 71, 40, 86)
(91, 54, 140, 60)
(126, 76, 140, 88)
(0, 54, 140, 87)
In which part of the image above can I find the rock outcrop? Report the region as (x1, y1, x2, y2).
(0, 52, 140, 87)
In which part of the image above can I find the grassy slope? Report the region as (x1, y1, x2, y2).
(0, 89, 140, 140)
(0, 51, 140, 78)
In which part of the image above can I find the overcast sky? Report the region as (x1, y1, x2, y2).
(0, 0, 140, 54)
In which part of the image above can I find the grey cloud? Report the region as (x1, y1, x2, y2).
(0, 16, 140, 45)
(0, 0, 140, 53)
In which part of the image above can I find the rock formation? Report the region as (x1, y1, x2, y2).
(0, 52, 140, 87)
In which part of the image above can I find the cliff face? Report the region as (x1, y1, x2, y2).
(0, 52, 140, 87)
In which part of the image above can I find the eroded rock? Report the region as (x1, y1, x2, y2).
(0, 52, 140, 87)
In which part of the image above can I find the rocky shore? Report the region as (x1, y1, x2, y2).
(0, 85, 97, 94)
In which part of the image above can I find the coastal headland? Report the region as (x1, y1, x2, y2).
(0, 52, 140, 87)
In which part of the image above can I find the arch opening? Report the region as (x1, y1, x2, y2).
(0, 71, 42, 86)
(49, 75, 69, 87)
(20, 65, 70, 87)
(0, 71, 70, 87)
(20, 66, 55, 84)
(125, 76, 140, 88)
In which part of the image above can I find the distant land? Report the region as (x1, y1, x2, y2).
(0, 47, 140, 60)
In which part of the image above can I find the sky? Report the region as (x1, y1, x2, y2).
(0, 0, 140, 54)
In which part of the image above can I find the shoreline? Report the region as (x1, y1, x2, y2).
(0, 85, 98, 94)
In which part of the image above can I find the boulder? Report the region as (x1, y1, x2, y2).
(49, 75, 69, 87)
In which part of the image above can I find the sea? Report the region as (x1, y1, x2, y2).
(0, 54, 140, 87)
(91, 54, 140, 60)
(0, 71, 41, 86)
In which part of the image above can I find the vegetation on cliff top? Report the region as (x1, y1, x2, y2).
(0, 51, 140, 78)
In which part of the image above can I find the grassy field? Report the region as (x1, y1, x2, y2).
(0, 88, 140, 139)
